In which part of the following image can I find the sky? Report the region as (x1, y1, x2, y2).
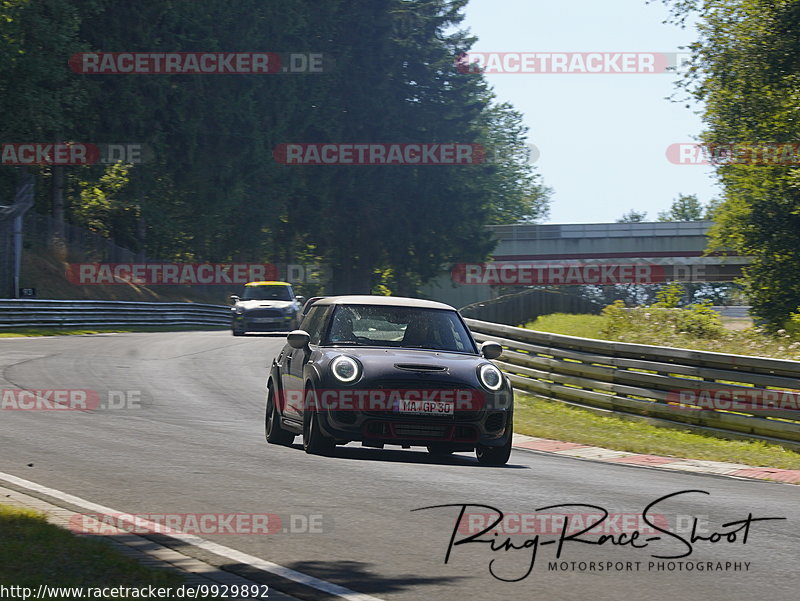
(461, 0, 720, 224)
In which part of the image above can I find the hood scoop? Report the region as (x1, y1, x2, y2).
(394, 363, 447, 373)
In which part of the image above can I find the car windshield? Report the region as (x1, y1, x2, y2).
(242, 286, 292, 301)
(322, 305, 477, 353)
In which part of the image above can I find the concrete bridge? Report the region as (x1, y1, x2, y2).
(422, 220, 749, 308)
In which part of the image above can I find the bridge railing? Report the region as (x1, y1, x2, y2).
(465, 318, 800, 448)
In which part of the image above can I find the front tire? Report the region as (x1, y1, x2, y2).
(265, 386, 294, 446)
(302, 388, 335, 456)
(476, 436, 512, 466)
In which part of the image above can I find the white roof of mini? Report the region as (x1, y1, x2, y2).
(312, 295, 456, 311)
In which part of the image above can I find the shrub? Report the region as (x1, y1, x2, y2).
(652, 282, 685, 308)
(600, 300, 725, 341)
(785, 309, 800, 341)
(676, 301, 726, 338)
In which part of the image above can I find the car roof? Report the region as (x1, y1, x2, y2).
(310, 295, 456, 311)
(245, 281, 292, 286)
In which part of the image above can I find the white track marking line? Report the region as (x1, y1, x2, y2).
(0, 471, 386, 601)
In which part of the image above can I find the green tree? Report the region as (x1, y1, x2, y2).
(74, 0, 306, 261)
(2, 0, 549, 296)
(663, 0, 800, 329)
(617, 209, 648, 222)
(657, 193, 705, 221)
(0, 0, 96, 228)
(273, 0, 549, 293)
(0, 0, 90, 142)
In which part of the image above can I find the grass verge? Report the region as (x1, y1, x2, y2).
(0, 326, 228, 338)
(0, 503, 184, 588)
(522, 311, 800, 361)
(521, 313, 607, 339)
(514, 393, 800, 470)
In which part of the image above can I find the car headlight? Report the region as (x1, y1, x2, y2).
(331, 355, 360, 383)
(478, 363, 504, 391)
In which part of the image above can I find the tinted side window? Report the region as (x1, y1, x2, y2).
(300, 305, 330, 344)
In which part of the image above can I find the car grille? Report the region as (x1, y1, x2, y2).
(364, 421, 478, 442)
(246, 309, 283, 318)
(394, 424, 449, 438)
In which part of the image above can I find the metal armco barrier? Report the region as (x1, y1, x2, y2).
(0, 299, 230, 329)
(465, 318, 800, 448)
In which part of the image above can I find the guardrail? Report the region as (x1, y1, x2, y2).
(0, 299, 230, 329)
(465, 318, 800, 448)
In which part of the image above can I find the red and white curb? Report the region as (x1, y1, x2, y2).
(511, 433, 800, 484)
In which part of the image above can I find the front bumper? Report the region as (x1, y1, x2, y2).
(232, 314, 294, 332)
(314, 394, 513, 448)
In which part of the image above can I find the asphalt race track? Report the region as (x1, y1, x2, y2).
(0, 332, 797, 600)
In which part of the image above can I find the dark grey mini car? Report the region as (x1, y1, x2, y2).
(265, 295, 513, 465)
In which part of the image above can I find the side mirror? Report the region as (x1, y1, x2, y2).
(480, 341, 503, 360)
(287, 330, 311, 350)
(296, 295, 305, 304)
(230, 295, 240, 304)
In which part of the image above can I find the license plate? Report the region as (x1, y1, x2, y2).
(396, 399, 454, 416)
(251, 317, 281, 323)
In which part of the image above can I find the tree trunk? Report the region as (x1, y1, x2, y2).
(50, 166, 67, 260)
